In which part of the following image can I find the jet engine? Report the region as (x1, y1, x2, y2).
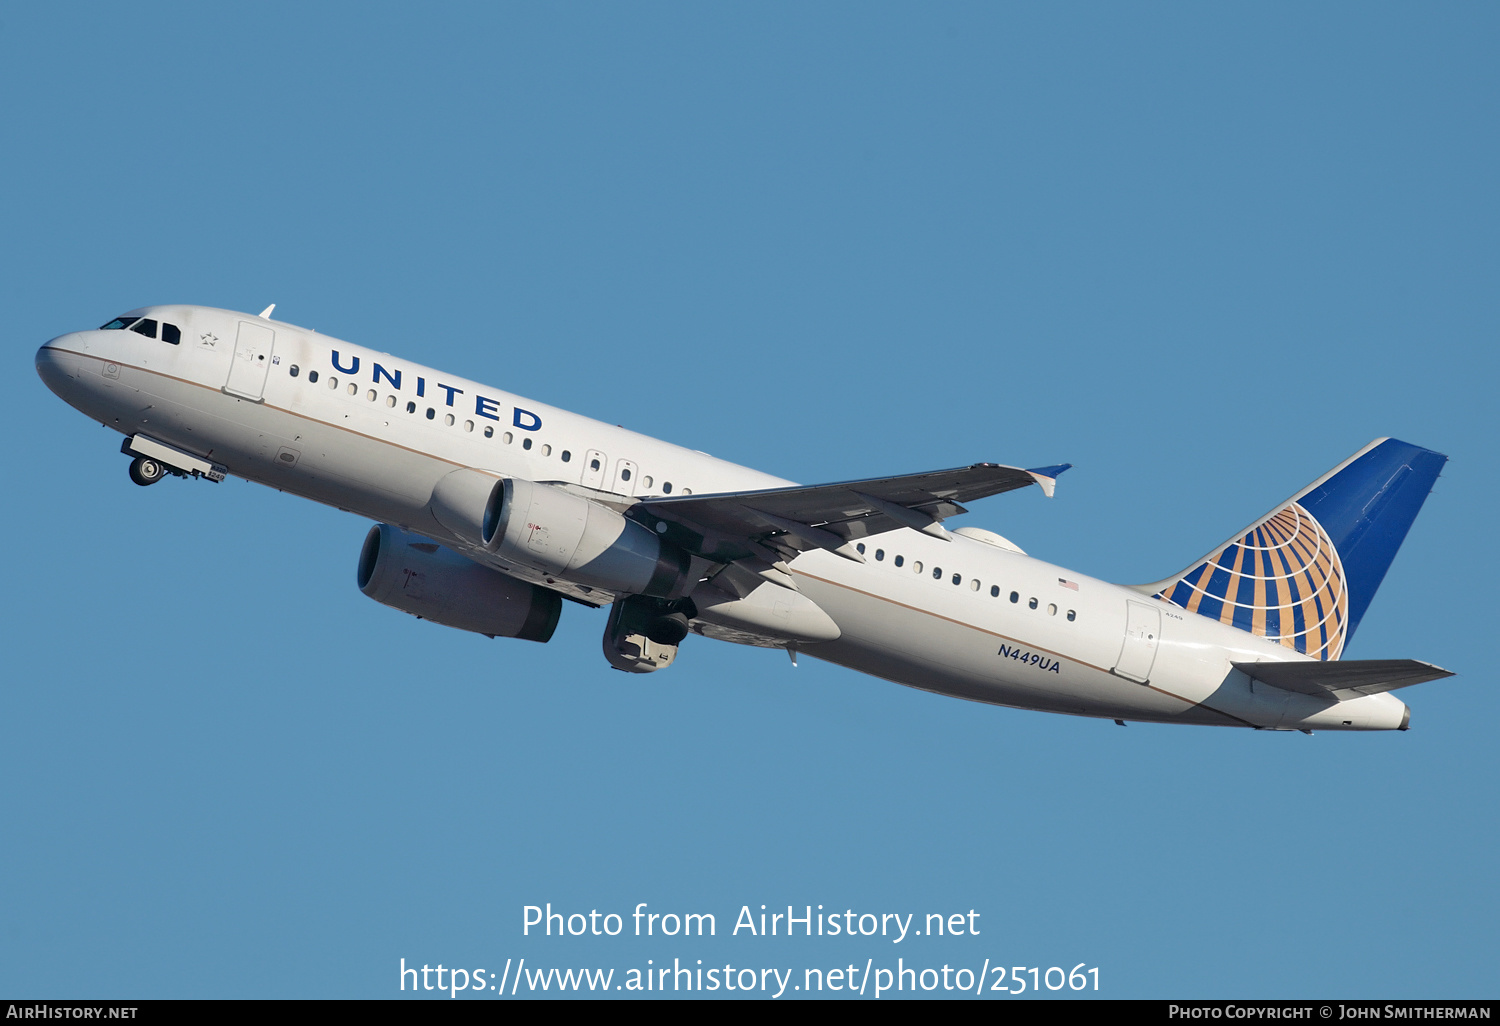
(427, 470, 693, 599)
(357, 523, 561, 641)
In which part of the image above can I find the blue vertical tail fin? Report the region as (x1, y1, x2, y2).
(1140, 438, 1447, 659)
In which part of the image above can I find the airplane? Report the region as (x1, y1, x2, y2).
(34, 304, 1454, 732)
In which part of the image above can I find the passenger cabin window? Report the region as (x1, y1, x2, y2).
(894, 555, 904, 567)
(856, 543, 866, 555)
(1067, 610, 1077, 622)
(289, 365, 299, 378)
(522, 437, 532, 450)
(308, 370, 319, 383)
(875, 549, 884, 561)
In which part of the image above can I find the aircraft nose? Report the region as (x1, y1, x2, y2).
(35, 335, 85, 395)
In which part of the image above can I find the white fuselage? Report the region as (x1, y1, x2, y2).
(35, 305, 1410, 731)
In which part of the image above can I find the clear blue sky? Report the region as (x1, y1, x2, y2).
(3, 1, 1496, 999)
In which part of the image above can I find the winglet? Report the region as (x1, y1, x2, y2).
(258, 304, 276, 319)
(1025, 464, 1072, 499)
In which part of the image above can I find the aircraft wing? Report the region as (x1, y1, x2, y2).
(627, 462, 1069, 571)
(1233, 659, 1455, 701)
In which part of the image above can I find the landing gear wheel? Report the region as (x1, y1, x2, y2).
(129, 456, 167, 486)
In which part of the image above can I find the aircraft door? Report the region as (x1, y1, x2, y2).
(581, 449, 608, 490)
(1113, 601, 1161, 683)
(613, 458, 638, 496)
(224, 321, 275, 401)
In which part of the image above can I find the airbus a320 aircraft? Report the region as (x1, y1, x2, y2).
(36, 305, 1454, 731)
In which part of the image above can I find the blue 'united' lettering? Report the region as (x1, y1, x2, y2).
(323, 353, 542, 431)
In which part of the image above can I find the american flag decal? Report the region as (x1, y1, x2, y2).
(1058, 578, 1078, 591)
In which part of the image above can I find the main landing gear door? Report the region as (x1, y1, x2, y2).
(224, 321, 276, 401)
(1113, 600, 1161, 684)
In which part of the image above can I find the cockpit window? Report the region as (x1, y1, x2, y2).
(99, 315, 180, 343)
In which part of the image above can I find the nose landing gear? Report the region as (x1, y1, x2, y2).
(118, 435, 227, 485)
(128, 455, 168, 486)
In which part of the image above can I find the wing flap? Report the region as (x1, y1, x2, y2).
(1234, 659, 1455, 701)
(630, 462, 1062, 563)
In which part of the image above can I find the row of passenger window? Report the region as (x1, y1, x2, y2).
(100, 316, 182, 345)
(286, 363, 692, 495)
(854, 542, 1077, 621)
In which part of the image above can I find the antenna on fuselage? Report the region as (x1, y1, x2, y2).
(258, 304, 276, 319)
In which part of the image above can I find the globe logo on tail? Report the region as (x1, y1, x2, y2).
(1154, 502, 1348, 660)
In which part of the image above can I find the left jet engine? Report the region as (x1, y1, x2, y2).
(357, 524, 562, 641)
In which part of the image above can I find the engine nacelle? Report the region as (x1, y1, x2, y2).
(426, 470, 693, 599)
(427, 467, 507, 547)
(357, 523, 561, 641)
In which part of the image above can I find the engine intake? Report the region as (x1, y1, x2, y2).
(357, 523, 561, 641)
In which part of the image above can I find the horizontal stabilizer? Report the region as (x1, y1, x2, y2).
(1234, 659, 1454, 701)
